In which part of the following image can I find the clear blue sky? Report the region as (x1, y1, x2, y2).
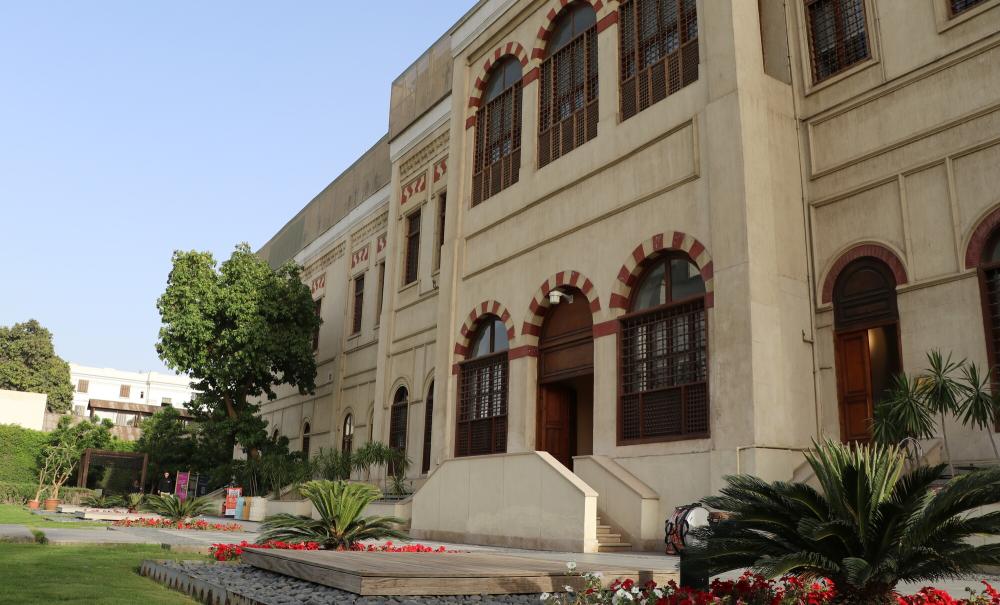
(0, 1, 471, 375)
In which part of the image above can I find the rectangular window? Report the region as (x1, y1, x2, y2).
(435, 192, 447, 271)
(352, 274, 365, 335)
(376, 262, 385, 325)
(77, 379, 89, 393)
(619, 299, 708, 443)
(619, 0, 699, 121)
(404, 209, 421, 285)
(472, 83, 522, 205)
(119, 384, 131, 398)
(805, 0, 870, 83)
(950, 0, 988, 15)
(538, 26, 598, 167)
(162, 397, 172, 405)
(313, 298, 323, 350)
(456, 353, 509, 457)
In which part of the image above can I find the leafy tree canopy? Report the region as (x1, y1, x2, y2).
(156, 243, 320, 455)
(0, 319, 73, 412)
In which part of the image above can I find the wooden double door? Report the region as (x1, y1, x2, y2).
(834, 324, 901, 443)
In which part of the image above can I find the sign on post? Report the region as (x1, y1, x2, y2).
(174, 471, 190, 502)
(224, 487, 242, 517)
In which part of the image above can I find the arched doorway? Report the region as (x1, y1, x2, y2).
(832, 257, 902, 443)
(536, 287, 594, 469)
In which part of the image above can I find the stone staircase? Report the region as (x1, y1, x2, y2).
(596, 514, 632, 552)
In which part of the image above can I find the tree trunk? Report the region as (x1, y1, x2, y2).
(939, 412, 956, 477)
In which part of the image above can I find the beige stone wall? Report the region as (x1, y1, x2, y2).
(794, 0, 1000, 462)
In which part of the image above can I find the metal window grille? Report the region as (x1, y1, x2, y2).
(389, 400, 407, 454)
(984, 266, 1000, 382)
(538, 26, 599, 167)
(472, 83, 522, 206)
(619, 0, 699, 122)
(77, 379, 89, 393)
(422, 385, 434, 474)
(951, 0, 988, 16)
(620, 298, 708, 442)
(352, 274, 364, 334)
(376, 263, 385, 322)
(342, 415, 354, 454)
(805, 0, 870, 83)
(456, 352, 509, 457)
(119, 384, 131, 398)
(436, 193, 446, 270)
(404, 209, 421, 285)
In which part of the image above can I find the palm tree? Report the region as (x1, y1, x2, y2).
(956, 362, 1000, 460)
(922, 350, 963, 475)
(686, 440, 1000, 605)
(259, 480, 408, 549)
(143, 494, 216, 522)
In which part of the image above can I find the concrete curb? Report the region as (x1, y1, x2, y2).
(140, 560, 268, 605)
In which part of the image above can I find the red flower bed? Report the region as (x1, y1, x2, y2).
(112, 517, 243, 531)
(210, 540, 456, 561)
(898, 582, 1000, 605)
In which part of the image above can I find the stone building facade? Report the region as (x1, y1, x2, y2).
(256, 0, 1000, 551)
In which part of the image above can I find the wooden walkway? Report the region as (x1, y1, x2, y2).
(242, 549, 678, 596)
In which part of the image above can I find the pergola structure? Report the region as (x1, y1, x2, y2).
(76, 448, 148, 492)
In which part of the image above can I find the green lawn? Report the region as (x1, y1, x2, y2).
(0, 504, 107, 529)
(0, 543, 205, 604)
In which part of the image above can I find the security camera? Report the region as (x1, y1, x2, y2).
(548, 290, 574, 305)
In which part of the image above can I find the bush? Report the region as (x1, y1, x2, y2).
(0, 481, 37, 504)
(0, 424, 47, 483)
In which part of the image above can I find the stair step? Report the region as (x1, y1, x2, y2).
(596, 525, 612, 532)
(597, 532, 622, 541)
(597, 542, 632, 552)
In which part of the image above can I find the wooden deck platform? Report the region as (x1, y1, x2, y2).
(242, 549, 678, 596)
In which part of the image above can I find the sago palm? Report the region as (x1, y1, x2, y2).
(686, 440, 1000, 605)
(143, 494, 216, 522)
(259, 480, 407, 549)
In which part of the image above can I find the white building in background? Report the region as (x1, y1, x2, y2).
(66, 364, 197, 439)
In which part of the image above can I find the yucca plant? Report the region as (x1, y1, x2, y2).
(956, 362, 1000, 460)
(143, 494, 216, 523)
(923, 350, 963, 474)
(686, 440, 1000, 605)
(872, 373, 935, 447)
(127, 493, 144, 511)
(259, 480, 408, 549)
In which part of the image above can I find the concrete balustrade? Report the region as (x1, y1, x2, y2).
(410, 451, 599, 552)
(573, 455, 661, 551)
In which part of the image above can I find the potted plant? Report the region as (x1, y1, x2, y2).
(29, 448, 57, 510)
(44, 444, 78, 511)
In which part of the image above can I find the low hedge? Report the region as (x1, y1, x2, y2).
(0, 482, 96, 505)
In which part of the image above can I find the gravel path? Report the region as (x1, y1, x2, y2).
(161, 561, 546, 605)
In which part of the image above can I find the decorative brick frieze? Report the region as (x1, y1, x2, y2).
(452, 300, 517, 364)
(610, 232, 715, 315)
(965, 206, 1000, 269)
(465, 42, 531, 129)
(520, 270, 603, 348)
(820, 243, 909, 304)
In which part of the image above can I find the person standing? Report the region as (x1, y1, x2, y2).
(157, 471, 174, 496)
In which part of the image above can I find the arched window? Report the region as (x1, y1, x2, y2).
(619, 0, 699, 120)
(978, 229, 1000, 384)
(472, 57, 523, 205)
(619, 253, 708, 443)
(388, 387, 408, 456)
(271, 428, 279, 441)
(301, 421, 311, 460)
(457, 316, 510, 456)
(421, 381, 434, 474)
(539, 2, 598, 167)
(342, 413, 354, 454)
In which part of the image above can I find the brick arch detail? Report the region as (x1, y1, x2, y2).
(609, 232, 715, 315)
(521, 271, 602, 347)
(820, 243, 909, 304)
(531, 0, 619, 61)
(452, 300, 517, 364)
(964, 205, 1000, 269)
(464, 43, 532, 130)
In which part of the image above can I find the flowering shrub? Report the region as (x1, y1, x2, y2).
(899, 582, 1000, 605)
(112, 517, 243, 531)
(209, 539, 456, 561)
(210, 540, 321, 561)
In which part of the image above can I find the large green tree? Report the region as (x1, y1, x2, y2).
(156, 243, 320, 456)
(0, 319, 73, 412)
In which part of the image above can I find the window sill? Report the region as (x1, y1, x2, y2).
(398, 280, 419, 295)
(616, 433, 710, 447)
(936, 0, 1000, 32)
(804, 57, 878, 96)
